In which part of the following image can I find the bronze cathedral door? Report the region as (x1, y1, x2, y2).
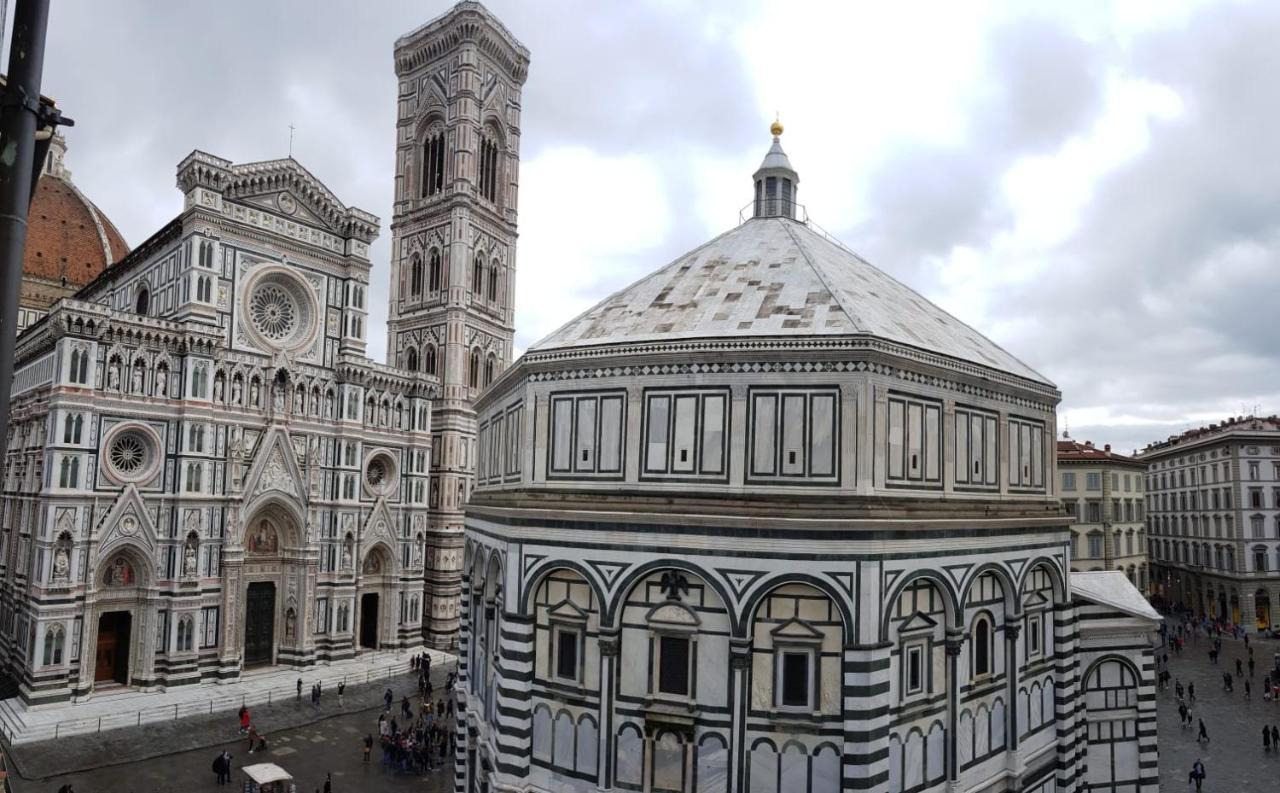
(244, 581, 276, 666)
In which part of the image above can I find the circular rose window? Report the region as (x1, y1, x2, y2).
(364, 452, 397, 496)
(241, 269, 318, 352)
(103, 425, 161, 484)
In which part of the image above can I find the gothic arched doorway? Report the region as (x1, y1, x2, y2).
(360, 593, 379, 649)
(355, 543, 393, 653)
(236, 500, 307, 669)
(96, 611, 131, 685)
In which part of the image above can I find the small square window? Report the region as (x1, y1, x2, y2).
(779, 651, 811, 708)
(657, 635, 690, 697)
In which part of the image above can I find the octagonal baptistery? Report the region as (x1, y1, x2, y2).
(461, 129, 1159, 793)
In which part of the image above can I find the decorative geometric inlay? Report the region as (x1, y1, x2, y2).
(585, 559, 629, 590)
(883, 568, 905, 594)
(522, 553, 547, 578)
(1005, 558, 1028, 583)
(825, 571, 855, 601)
(944, 563, 973, 592)
(716, 568, 768, 601)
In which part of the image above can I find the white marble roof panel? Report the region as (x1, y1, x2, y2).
(530, 217, 1050, 385)
(1071, 570, 1162, 622)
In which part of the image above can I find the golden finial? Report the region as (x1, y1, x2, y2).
(770, 113, 783, 137)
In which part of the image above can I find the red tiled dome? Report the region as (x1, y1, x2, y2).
(23, 153, 128, 289)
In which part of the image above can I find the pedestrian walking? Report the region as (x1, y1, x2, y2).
(1178, 703, 1188, 727)
(222, 751, 233, 784)
(1237, 658, 1244, 677)
(1250, 657, 1256, 677)
(1189, 759, 1206, 792)
(1189, 682, 1196, 703)
(248, 725, 260, 753)
(1265, 725, 1271, 751)
(424, 652, 431, 680)
(323, 772, 332, 793)
(297, 676, 303, 701)
(384, 687, 394, 712)
(239, 706, 251, 735)
(1197, 718, 1209, 743)
(211, 752, 225, 785)
(1272, 724, 1278, 747)
(338, 681, 345, 707)
(55, 785, 74, 793)
(363, 733, 373, 762)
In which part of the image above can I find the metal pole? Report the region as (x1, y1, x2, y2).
(0, 0, 54, 456)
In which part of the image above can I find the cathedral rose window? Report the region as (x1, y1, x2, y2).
(366, 458, 387, 487)
(103, 424, 162, 484)
(250, 283, 298, 341)
(364, 451, 398, 496)
(241, 268, 318, 352)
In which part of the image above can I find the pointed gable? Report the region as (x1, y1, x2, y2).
(96, 484, 159, 557)
(244, 427, 306, 502)
(361, 497, 400, 556)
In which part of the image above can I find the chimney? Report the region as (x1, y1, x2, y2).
(1104, 444, 1111, 452)
(1084, 441, 1094, 448)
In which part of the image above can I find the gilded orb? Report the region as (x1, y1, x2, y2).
(770, 119, 784, 136)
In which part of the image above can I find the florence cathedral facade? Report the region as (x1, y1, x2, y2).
(0, 1, 525, 706)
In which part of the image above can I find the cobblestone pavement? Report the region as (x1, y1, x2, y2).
(5, 661, 457, 792)
(1156, 626, 1280, 792)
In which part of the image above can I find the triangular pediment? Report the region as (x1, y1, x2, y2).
(361, 497, 399, 556)
(236, 192, 333, 231)
(770, 617, 824, 641)
(96, 484, 158, 557)
(547, 599, 587, 622)
(899, 611, 939, 634)
(243, 426, 305, 502)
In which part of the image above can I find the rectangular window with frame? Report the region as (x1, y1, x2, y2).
(548, 391, 626, 478)
(554, 626, 580, 682)
(657, 635, 691, 697)
(1027, 614, 1043, 658)
(904, 643, 925, 696)
(641, 389, 730, 479)
(778, 649, 813, 709)
(1061, 472, 1076, 491)
(200, 606, 219, 649)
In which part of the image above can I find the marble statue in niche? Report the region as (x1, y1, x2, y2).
(231, 375, 243, 404)
(52, 545, 70, 583)
(131, 362, 144, 394)
(155, 366, 167, 397)
(107, 359, 120, 390)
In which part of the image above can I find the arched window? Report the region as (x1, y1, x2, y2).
(63, 414, 77, 444)
(424, 344, 437, 375)
(410, 254, 423, 297)
(477, 133, 499, 203)
(59, 458, 72, 488)
(469, 349, 481, 389)
(405, 347, 418, 372)
(488, 261, 499, 302)
(428, 250, 442, 292)
(421, 130, 445, 198)
(135, 287, 150, 316)
(473, 255, 484, 297)
(177, 616, 194, 652)
(973, 615, 992, 676)
(484, 354, 495, 386)
(42, 625, 64, 666)
(68, 349, 81, 384)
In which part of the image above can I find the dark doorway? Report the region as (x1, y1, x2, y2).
(360, 593, 379, 649)
(244, 581, 276, 666)
(96, 611, 131, 685)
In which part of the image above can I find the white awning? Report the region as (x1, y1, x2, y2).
(241, 762, 292, 784)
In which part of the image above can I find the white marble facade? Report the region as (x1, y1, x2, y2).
(1, 151, 437, 704)
(458, 120, 1160, 793)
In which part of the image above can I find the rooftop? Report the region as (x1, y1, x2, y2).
(1056, 438, 1143, 465)
(1141, 413, 1280, 456)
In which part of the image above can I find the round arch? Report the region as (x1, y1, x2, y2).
(1017, 556, 1068, 603)
(739, 573, 854, 645)
(1081, 653, 1141, 687)
(960, 562, 1019, 617)
(519, 559, 608, 614)
(602, 558, 735, 632)
(879, 569, 961, 641)
(241, 493, 306, 550)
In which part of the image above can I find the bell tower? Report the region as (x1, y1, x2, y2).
(388, 2, 529, 647)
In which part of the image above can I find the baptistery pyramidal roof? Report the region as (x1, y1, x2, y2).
(532, 127, 1049, 387)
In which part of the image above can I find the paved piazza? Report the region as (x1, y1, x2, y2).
(1157, 625, 1280, 791)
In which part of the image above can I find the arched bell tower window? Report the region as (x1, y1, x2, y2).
(410, 254, 423, 297)
(135, 286, 150, 317)
(421, 129, 445, 198)
(473, 255, 485, 297)
(469, 349, 481, 389)
(487, 260, 499, 302)
(428, 249, 442, 293)
(478, 131, 500, 204)
(405, 347, 418, 372)
(425, 344, 437, 375)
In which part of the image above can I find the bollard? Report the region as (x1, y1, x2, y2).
(97, 716, 101, 733)
(137, 711, 141, 726)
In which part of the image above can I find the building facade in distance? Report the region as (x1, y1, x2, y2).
(458, 116, 1160, 792)
(1, 150, 437, 704)
(385, 1, 528, 647)
(1057, 438, 1148, 589)
(1144, 414, 1280, 631)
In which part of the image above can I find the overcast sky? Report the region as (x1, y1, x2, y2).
(13, 0, 1280, 455)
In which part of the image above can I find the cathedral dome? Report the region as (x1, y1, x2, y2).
(23, 134, 129, 290)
